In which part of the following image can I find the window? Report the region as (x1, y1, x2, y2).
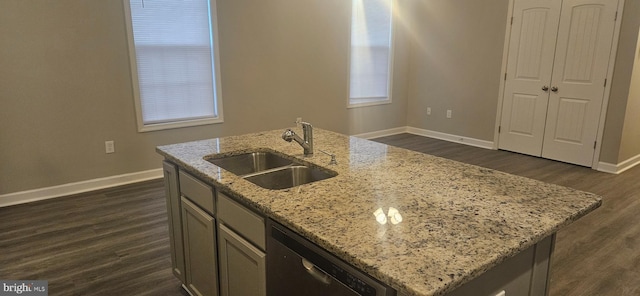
(348, 0, 394, 107)
(124, 0, 223, 132)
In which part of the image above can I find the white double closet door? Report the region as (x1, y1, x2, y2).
(498, 0, 618, 166)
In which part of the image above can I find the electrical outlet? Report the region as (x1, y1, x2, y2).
(296, 117, 302, 125)
(105, 141, 115, 154)
(446, 110, 452, 118)
(427, 107, 431, 115)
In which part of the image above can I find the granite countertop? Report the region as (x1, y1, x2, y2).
(156, 128, 601, 296)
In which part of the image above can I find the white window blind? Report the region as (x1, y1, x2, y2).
(126, 0, 223, 131)
(349, 0, 393, 106)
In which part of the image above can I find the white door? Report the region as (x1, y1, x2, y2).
(541, 0, 618, 166)
(498, 0, 562, 156)
(499, 0, 618, 167)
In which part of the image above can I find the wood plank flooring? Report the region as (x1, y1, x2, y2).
(0, 180, 188, 296)
(373, 133, 640, 296)
(1, 133, 637, 295)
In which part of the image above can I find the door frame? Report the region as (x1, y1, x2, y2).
(493, 0, 626, 169)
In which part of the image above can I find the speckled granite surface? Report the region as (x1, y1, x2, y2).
(156, 128, 601, 296)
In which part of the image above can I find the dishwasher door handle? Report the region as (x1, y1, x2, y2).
(302, 258, 331, 285)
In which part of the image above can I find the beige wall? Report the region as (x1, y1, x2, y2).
(215, 0, 409, 136)
(599, 0, 640, 164)
(2, 0, 638, 196)
(0, 0, 409, 194)
(619, 25, 640, 162)
(404, 0, 640, 166)
(406, 0, 509, 141)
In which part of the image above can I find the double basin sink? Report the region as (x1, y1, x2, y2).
(205, 150, 337, 190)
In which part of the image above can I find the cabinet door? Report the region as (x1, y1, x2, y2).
(218, 223, 266, 296)
(182, 197, 218, 296)
(541, 0, 618, 166)
(163, 161, 185, 283)
(499, 0, 561, 156)
(500, 0, 619, 166)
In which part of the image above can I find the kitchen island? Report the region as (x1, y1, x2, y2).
(156, 128, 601, 296)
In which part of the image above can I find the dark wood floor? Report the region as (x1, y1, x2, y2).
(0, 180, 188, 296)
(373, 133, 640, 296)
(1, 133, 637, 295)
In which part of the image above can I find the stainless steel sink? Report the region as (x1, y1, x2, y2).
(244, 166, 336, 190)
(206, 151, 296, 175)
(205, 150, 337, 190)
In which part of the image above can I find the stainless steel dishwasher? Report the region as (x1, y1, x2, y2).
(267, 220, 396, 296)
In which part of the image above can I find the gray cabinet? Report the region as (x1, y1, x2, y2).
(163, 163, 266, 296)
(182, 197, 218, 296)
(218, 224, 266, 296)
(444, 235, 555, 296)
(217, 193, 266, 296)
(162, 161, 185, 283)
(179, 170, 218, 296)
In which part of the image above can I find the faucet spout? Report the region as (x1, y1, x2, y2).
(282, 121, 313, 155)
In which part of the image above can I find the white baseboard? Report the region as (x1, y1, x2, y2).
(0, 168, 163, 208)
(596, 162, 618, 174)
(406, 127, 495, 149)
(597, 153, 640, 174)
(352, 127, 409, 139)
(353, 126, 494, 149)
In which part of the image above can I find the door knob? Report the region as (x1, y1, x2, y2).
(542, 86, 549, 91)
(551, 86, 558, 92)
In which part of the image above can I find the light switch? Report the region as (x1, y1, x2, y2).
(105, 141, 115, 154)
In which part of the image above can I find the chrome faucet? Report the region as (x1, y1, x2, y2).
(282, 120, 313, 155)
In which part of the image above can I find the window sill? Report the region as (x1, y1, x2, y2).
(138, 117, 224, 132)
(348, 98, 392, 109)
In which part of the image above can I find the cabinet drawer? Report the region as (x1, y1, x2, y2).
(218, 193, 265, 250)
(179, 170, 215, 215)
